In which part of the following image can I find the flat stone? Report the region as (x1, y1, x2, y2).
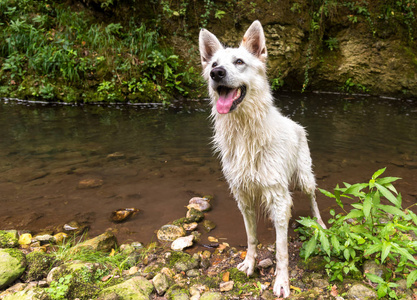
(153, 273, 169, 295)
(258, 258, 273, 268)
(157, 225, 186, 242)
(70, 231, 117, 254)
(171, 236, 194, 251)
(200, 291, 224, 300)
(201, 220, 216, 232)
(219, 281, 234, 292)
(98, 276, 153, 300)
(347, 283, 378, 299)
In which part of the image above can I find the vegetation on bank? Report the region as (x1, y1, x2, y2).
(0, 0, 204, 104)
(297, 168, 417, 299)
(0, 0, 416, 103)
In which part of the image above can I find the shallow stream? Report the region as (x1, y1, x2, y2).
(0, 92, 416, 247)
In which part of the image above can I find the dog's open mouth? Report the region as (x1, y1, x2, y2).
(216, 85, 246, 114)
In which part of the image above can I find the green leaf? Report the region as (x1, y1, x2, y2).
(304, 237, 317, 260)
(377, 204, 406, 217)
(391, 243, 417, 264)
(343, 248, 350, 261)
(345, 209, 364, 219)
(318, 188, 335, 198)
(375, 183, 401, 208)
(366, 273, 385, 284)
(331, 235, 340, 254)
(407, 270, 417, 288)
(377, 284, 388, 298)
(381, 240, 392, 263)
(319, 231, 331, 256)
(344, 183, 368, 196)
(363, 194, 372, 218)
(372, 167, 386, 180)
(364, 243, 382, 256)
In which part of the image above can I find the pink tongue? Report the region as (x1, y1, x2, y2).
(216, 89, 237, 114)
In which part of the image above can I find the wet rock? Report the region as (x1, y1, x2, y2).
(60, 221, 88, 236)
(77, 178, 103, 189)
(0, 248, 27, 289)
(183, 222, 198, 231)
(219, 280, 234, 292)
(347, 283, 378, 299)
(200, 291, 224, 300)
(53, 232, 68, 244)
(98, 276, 153, 299)
(1, 286, 47, 300)
(153, 273, 169, 295)
(174, 257, 199, 273)
(110, 208, 140, 223)
(157, 225, 186, 242)
(187, 197, 211, 212)
(0, 230, 19, 248)
(363, 260, 388, 278)
(70, 231, 117, 253)
(107, 152, 126, 160)
(186, 269, 200, 277)
(32, 234, 55, 244)
(202, 220, 216, 232)
(18, 233, 32, 246)
(171, 235, 194, 251)
(168, 289, 190, 300)
(258, 258, 274, 268)
(47, 260, 96, 283)
(186, 208, 204, 223)
(22, 251, 54, 281)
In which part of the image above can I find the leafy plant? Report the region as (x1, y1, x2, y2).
(46, 274, 73, 300)
(297, 168, 417, 298)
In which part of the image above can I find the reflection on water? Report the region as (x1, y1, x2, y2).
(0, 93, 416, 246)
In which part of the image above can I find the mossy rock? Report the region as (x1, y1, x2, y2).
(0, 248, 27, 289)
(200, 291, 224, 300)
(98, 276, 153, 300)
(2, 287, 47, 300)
(22, 251, 54, 281)
(0, 230, 19, 248)
(297, 255, 327, 272)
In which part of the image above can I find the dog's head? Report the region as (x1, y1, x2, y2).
(199, 20, 268, 115)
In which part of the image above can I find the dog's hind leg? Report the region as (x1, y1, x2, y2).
(236, 199, 258, 276)
(267, 189, 292, 298)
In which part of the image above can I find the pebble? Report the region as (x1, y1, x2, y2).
(171, 235, 194, 251)
(219, 281, 234, 292)
(183, 222, 198, 231)
(187, 197, 211, 212)
(157, 225, 186, 242)
(258, 258, 273, 268)
(201, 220, 216, 232)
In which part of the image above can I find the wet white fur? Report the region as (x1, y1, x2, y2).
(199, 20, 326, 298)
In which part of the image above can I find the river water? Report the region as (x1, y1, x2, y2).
(0, 92, 416, 247)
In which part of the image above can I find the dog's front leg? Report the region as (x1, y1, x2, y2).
(237, 202, 257, 276)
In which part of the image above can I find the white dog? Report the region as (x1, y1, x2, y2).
(199, 20, 326, 298)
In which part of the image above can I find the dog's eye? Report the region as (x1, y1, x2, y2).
(235, 59, 245, 65)
(212, 62, 218, 68)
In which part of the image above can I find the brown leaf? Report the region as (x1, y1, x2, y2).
(330, 285, 338, 297)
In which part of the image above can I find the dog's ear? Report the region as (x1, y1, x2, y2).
(241, 20, 267, 62)
(199, 29, 223, 69)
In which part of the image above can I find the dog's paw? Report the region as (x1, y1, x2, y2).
(273, 276, 290, 298)
(237, 257, 255, 276)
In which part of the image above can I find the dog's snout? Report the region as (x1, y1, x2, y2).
(210, 67, 226, 82)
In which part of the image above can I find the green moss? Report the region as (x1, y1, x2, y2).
(0, 230, 18, 248)
(23, 252, 54, 281)
(228, 267, 248, 284)
(168, 251, 192, 267)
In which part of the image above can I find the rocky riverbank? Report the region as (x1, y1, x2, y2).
(1, 195, 415, 299)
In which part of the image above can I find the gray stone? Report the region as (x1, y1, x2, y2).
(201, 220, 216, 232)
(186, 269, 200, 277)
(187, 197, 211, 212)
(219, 281, 234, 292)
(98, 276, 153, 300)
(0, 249, 26, 289)
(200, 291, 224, 300)
(169, 290, 190, 300)
(1, 287, 47, 300)
(174, 258, 199, 272)
(347, 283, 378, 299)
(171, 235, 194, 251)
(258, 258, 273, 268)
(363, 260, 388, 278)
(70, 231, 117, 253)
(153, 273, 169, 295)
(157, 225, 186, 242)
(0, 230, 19, 248)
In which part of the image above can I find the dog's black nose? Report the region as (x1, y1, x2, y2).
(210, 67, 226, 82)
